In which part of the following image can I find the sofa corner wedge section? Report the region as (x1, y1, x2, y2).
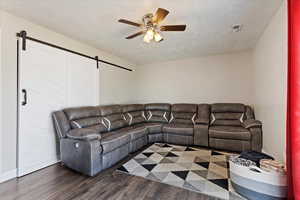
(144, 103, 171, 143)
(121, 104, 148, 153)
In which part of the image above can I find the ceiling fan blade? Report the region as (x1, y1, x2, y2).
(160, 25, 187, 31)
(125, 31, 145, 39)
(153, 8, 169, 23)
(118, 19, 142, 27)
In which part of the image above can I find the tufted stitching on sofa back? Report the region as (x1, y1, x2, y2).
(99, 105, 127, 131)
(63, 106, 105, 132)
(210, 103, 245, 126)
(145, 103, 171, 123)
(122, 104, 146, 126)
(170, 104, 197, 125)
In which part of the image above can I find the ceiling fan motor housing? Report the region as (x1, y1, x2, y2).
(143, 13, 154, 28)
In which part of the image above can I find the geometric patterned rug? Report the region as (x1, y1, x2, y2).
(117, 143, 245, 200)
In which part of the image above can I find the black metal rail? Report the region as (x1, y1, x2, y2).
(16, 30, 133, 72)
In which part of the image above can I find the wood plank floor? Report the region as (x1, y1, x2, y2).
(0, 147, 220, 200)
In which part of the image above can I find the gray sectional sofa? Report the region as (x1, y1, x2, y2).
(52, 103, 262, 176)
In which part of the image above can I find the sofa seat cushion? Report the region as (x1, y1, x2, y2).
(209, 126, 251, 141)
(100, 131, 130, 154)
(120, 125, 148, 141)
(143, 123, 163, 134)
(162, 124, 194, 136)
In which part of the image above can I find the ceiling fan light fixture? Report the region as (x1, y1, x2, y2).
(154, 32, 163, 42)
(143, 34, 151, 43)
(143, 29, 154, 43)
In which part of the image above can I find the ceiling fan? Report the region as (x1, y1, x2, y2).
(118, 8, 186, 43)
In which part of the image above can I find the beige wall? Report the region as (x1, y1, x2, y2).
(0, 10, 137, 178)
(100, 64, 138, 105)
(134, 1, 287, 162)
(252, 1, 287, 162)
(0, 0, 287, 181)
(135, 51, 254, 104)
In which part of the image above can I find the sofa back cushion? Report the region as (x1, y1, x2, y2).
(122, 104, 146, 125)
(52, 111, 71, 138)
(99, 105, 127, 131)
(170, 104, 197, 125)
(64, 106, 99, 120)
(210, 103, 245, 126)
(145, 103, 171, 123)
(70, 117, 101, 129)
(63, 106, 102, 129)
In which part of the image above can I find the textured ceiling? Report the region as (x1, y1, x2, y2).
(0, 0, 283, 65)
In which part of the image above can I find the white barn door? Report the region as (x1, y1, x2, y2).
(66, 53, 99, 107)
(18, 40, 99, 176)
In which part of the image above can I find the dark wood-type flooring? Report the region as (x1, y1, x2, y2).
(0, 146, 220, 200)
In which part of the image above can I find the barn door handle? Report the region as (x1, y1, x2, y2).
(22, 89, 27, 106)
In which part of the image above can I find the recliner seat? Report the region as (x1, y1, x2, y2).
(209, 103, 262, 152)
(52, 102, 262, 176)
(162, 104, 197, 145)
(209, 126, 251, 140)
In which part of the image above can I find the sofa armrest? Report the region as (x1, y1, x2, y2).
(242, 119, 262, 129)
(60, 138, 102, 176)
(66, 128, 101, 141)
(194, 118, 209, 125)
(194, 124, 209, 147)
(248, 127, 263, 152)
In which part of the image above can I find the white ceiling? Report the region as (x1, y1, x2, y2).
(0, 0, 283, 65)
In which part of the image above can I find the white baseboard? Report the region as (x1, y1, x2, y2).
(0, 169, 17, 183)
(18, 158, 60, 177)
